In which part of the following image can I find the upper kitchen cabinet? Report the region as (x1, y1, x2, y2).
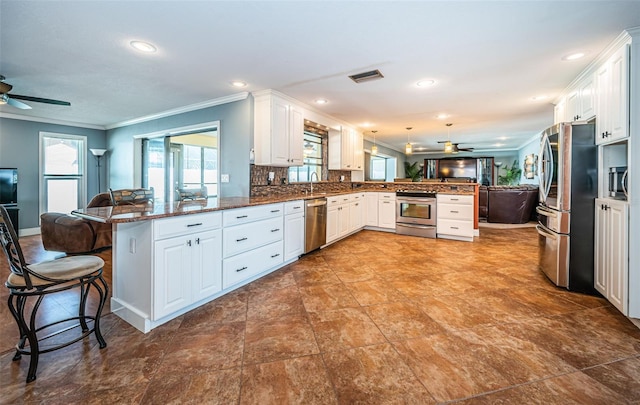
(254, 90, 305, 166)
(329, 126, 364, 171)
(596, 44, 630, 145)
(564, 73, 596, 123)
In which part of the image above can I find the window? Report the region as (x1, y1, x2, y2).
(141, 126, 218, 202)
(288, 131, 323, 182)
(370, 156, 387, 180)
(40, 132, 86, 214)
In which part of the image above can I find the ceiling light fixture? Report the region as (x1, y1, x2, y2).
(405, 127, 413, 155)
(531, 95, 548, 101)
(230, 81, 247, 88)
(436, 113, 449, 120)
(416, 79, 436, 87)
(371, 130, 378, 156)
(444, 123, 454, 154)
(315, 98, 328, 105)
(562, 52, 585, 61)
(130, 40, 157, 53)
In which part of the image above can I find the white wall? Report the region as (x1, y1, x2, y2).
(518, 134, 541, 185)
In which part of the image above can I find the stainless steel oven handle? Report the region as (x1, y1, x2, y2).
(536, 224, 557, 240)
(536, 206, 557, 218)
(622, 169, 629, 199)
(397, 223, 434, 229)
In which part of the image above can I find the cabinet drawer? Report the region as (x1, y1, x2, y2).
(437, 194, 473, 205)
(437, 219, 474, 237)
(223, 203, 284, 227)
(328, 195, 351, 206)
(223, 216, 283, 258)
(154, 212, 222, 240)
(379, 192, 396, 201)
(438, 203, 474, 220)
(285, 200, 305, 216)
(222, 241, 284, 289)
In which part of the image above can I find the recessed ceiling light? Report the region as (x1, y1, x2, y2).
(562, 52, 585, 61)
(130, 40, 157, 53)
(361, 122, 374, 128)
(416, 79, 436, 87)
(315, 99, 328, 105)
(436, 113, 449, 120)
(230, 81, 247, 88)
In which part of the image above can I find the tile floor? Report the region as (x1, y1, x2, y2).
(1, 228, 640, 404)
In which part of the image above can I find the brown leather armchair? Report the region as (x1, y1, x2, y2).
(486, 186, 539, 224)
(40, 193, 113, 254)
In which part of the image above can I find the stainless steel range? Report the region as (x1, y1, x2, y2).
(396, 190, 437, 238)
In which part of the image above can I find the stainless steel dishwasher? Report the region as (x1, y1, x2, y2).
(304, 198, 327, 253)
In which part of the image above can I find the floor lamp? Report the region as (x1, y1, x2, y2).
(90, 148, 108, 193)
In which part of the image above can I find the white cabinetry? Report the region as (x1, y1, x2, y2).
(152, 212, 223, 320)
(596, 44, 630, 144)
(349, 193, 364, 231)
(329, 126, 364, 171)
(284, 200, 305, 261)
(326, 193, 364, 244)
(378, 193, 396, 229)
(437, 194, 474, 242)
(566, 74, 596, 122)
(554, 98, 566, 125)
(594, 199, 629, 315)
(254, 91, 304, 166)
(222, 203, 284, 289)
(365, 193, 379, 226)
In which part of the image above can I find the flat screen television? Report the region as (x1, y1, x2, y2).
(0, 168, 18, 205)
(437, 158, 477, 181)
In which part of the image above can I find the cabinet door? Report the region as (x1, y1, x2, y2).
(341, 127, 354, 170)
(284, 213, 304, 261)
(365, 193, 379, 227)
(608, 201, 628, 314)
(566, 90, 580, 121)
(608, 45, 629, 142)
(271, 96, 291, 166)
(554, 98, 566, 125)
(326, 205, 339, 243)
(154, 236, 192, 320)
(288, 104, 305, 166)
(579, 73, 596, 120)
(378, 199, 396, 229)
(593, 201, 608, 296)
(595, 64, 611, 144)
(349, 200, 363, 232)
(338, 204, 350, 237)
(353, 130, 364, 171)
(192, 229, 223, 302)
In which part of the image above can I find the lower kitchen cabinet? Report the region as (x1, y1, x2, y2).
(154, 229, 222, 320)
(595, 198, 629, 314)
(222, 241, 284, 289)
(378, 193, 396, 229)
(365, 193, 379, 226)
(437, 194, 474, 242)
(284, 200, 305, 261)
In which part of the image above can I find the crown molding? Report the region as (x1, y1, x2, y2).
(0, 112, 105, 130)
(105, 92, 249, 130)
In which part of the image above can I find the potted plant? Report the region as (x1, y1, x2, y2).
(404, 161, 422, 182)
(497, 159, 522, 185)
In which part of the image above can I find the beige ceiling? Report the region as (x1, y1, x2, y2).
(1, 1, 640, 154)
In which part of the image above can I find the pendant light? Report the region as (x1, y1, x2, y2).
(444, 123, 454, 154)
(405, 127, 413, 155)
(371, 130, 378, 156)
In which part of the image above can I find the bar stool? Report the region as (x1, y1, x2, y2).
(0, 206, 108, 383)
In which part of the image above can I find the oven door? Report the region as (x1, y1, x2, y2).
(396, 198, 436, 226)
(536, 223, 569, 287)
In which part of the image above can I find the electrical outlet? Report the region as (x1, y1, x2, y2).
(221, 174, 230, 183)
(268, 171, 275, 181)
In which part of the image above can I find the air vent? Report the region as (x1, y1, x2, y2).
(348, 69, 384, 83)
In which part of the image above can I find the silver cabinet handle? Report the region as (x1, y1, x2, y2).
(271, 253, 280, 258)
(450, 210, 459, 213)
(187, 223, 203, 227)
(271, 209, 280, 213)
(236, 215, 248, 219)
(236, 266, 248, 272)
(195, 238, 200, 245)
(186, 240, 192, 247)
(236, 237, 248, 242)
(450, 226, 459, 230)
(271, 228, 280, 232)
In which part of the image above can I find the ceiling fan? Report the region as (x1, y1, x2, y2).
(437, 123, 474, 153)
(0, 75, 71, 110)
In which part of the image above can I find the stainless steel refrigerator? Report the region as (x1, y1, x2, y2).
(536, 121, 598, 294)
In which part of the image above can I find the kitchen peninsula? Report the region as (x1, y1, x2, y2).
(75, 182, 476, 333)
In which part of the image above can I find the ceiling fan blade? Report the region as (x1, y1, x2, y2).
(10, 94, 70, 106)
(6, 96, 32, 110)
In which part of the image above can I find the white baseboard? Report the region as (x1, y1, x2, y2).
(19, 227, 40, 237)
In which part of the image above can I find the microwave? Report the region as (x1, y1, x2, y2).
(609, 166, 628, 200)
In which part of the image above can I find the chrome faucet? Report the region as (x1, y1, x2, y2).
(310, 172, 319, 194)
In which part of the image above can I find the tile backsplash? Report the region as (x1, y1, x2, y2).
(250, 165, 352, 196)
